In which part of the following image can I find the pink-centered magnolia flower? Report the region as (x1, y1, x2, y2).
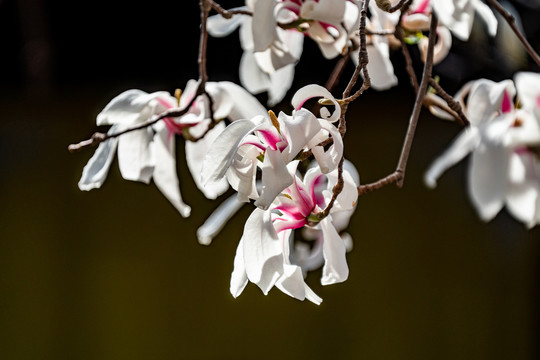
(78, 81, 266, 216)
(201, 84, 343, 210)
(230, 159, 359, 304)
(425, 75, 540, 226)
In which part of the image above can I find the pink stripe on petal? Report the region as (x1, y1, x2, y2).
(274, 218, 307, 233)
(413, 0, 430, 15)
(240, 141, 267, 152)
(257, 128, 283, 151)
(536, 95, 540, 109)
(501, 90, 512, 114)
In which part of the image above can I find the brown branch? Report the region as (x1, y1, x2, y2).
(486, 0, 540, 68)
(343, 0, 370, 100)
(315, 157, 345, 221)
(326, 53, 350, 93)
(395, 24, 419, 94)
(357, 12, 438, 194)
(68, 107, 192, 153)
(428, 79, 470, 126)
(210, 0, 252, 18)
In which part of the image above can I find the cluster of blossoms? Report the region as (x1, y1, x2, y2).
(72, 0, 540, 304)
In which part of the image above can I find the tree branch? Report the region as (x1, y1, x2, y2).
(486, 0, 540, 67)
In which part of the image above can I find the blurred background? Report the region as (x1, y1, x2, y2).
(0, 0, 539, 359)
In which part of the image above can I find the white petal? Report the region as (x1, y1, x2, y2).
(466, 79, 515, 126)
(280, 109, 322, 162)
(320, 217, 349, 285)
(207, 7, 248, 37)
(78, 125, 120, 191)
(254, 148, 294, 210)
(432, 0, 473, 41)
(514, 72, 540, 115)
(151, 126, 191, 217)
(197, 194, 246, 245)
(366, 37, 398, 90)
(230, 237, 249, 298)
(472, 0, 498, 37)
(201, 117, 264, 186)
(117, 127, 154, 183)
(216, 81, 267, 120)
(185, 122, 229, 199)
(239, 51, 272, 95)
(301, 0, 345, 24)
(97, 90, 171, 126)
(424, 127, 481, 188)
(275, 264, 322, 305)
(242, 208, 284, 294)
(267, 64, 296, 106)
(252, 0, 277, 52)
(468, 142, 508, 221)
(310, 119, 343, 173)
(505, 152, 539, 225)
(291, 84, 341, 123)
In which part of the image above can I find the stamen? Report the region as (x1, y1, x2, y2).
(268, 110, 281, 134)
(175, 88, 182, 107)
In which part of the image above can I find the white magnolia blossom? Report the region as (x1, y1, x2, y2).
(208, 0, 361, 104)
(207, 5, 303, 106)
(408, 0, 498, 41)
(78, 80, 266, 216)
(425, 74, 540, 226)
(230, 159, 359, 304)
(201, 84, 343, 210)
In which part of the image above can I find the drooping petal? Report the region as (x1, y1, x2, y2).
(320, 217, 349, 285)
(78, 125, 120, 191)
(365, 37, 398, 90)
(301, 0, 346, 24)
(117, 127, 154, 184)
(230, 237, 249, 298)
(242, 208, 284, 294)
(185, 121, 229, 199)
(201, 117, 264, 186)
(275, 264, 322, 305)
(197, 194, 246, 245)
(505, 152, 539, 226)
(252, 0, 277, 53)
(424, 127, 481, 188)
(151, 125, 191, 217)
(239, 51, 272, 95)
(467, 141, 508, 221)
(431, 0, 474, 41)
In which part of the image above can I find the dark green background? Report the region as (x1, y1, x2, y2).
(0, 0, 539, 359)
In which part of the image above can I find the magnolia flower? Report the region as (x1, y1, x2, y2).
(424, 76, 540, 225)
(230, 159, 359, 304)
(430, 0, 497, 41)
(201, 84, 343, 210)
(78, 80, 266, 216)
(207, 5, 304, 106)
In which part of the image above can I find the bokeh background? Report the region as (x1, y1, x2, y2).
(0, 0, 539, 359)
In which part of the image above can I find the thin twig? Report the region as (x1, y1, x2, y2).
(210, 0, 252, 18)
(395, 24, 419, 93)
(428, 78, 469, 126)
(68, 107, 191, 153)
(486, 0, 540, 67)
(343, 0, 370, 101)
(358, 12, 438, 194)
